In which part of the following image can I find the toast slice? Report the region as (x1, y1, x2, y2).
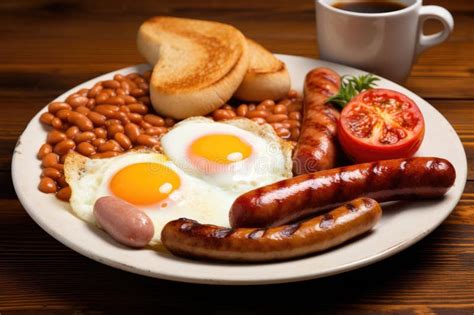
(137, 16, 249, 119)
(234, 39, 291, 101)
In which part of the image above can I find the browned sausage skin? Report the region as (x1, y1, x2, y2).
(162, 198, 381, 262)
(292, 68, 341, 175)
(230, 157, 455, 228)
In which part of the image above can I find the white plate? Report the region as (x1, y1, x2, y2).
(12, 55, 467, 285)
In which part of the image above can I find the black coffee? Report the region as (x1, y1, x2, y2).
(332, 1, 407, 13)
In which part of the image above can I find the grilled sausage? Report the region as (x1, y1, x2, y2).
(162, 198, 381, 262)
(230, 157, 455, 228)
(292, 68, 341, 175)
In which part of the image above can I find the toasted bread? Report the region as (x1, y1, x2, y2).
(234, 39, 291, 101)
(137, 16, 249, 119)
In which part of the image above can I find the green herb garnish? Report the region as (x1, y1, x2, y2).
(327, 74, 380, 108)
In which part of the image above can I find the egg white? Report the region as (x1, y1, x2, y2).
(160, 117, 293, 194)
(65, 151, 235, 244)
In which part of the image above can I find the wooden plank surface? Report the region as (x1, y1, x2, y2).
(0, 0, 473, 313)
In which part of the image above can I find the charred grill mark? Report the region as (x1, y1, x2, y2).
(366, 161, 380, 192)
(319, 214, 335, 229)
(248, 229, 266, 240)
(280, 223, 301, 237)
(179, 219, 198, 232)
(346, 202, 357, 212)
(362, 198, 375, 209)
(212, 228, 234, 239)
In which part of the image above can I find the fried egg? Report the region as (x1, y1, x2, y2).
(65, 151, 235, 244)
(160, 117, 293, 194)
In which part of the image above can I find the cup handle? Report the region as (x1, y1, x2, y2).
(416, 5, 454, 56)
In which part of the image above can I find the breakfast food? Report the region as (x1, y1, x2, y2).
(161, 198, 381, 262)
(160, 117, 293, 193)
(338, 88, 425, 162)
(233, 38, 291, 101)
(230, 157, 456, 228)
(137, 16, 249, 119)
(292, 68, 341, 175)
(94, 196, 154, 248)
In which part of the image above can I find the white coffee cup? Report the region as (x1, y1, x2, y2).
(316, 0, 454, 83)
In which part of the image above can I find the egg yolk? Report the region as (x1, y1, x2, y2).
(109, 162, 180, 206)
(190, 134, 252, 164)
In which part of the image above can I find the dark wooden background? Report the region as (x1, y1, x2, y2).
(1, 0, 473, 313)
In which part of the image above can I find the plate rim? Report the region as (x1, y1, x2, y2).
(11, 54, 468, 285)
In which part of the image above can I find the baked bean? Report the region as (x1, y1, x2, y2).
(127, 103, 148, 115)
(288, 119, 300, 128)
(136, 134, 159, 147)
(236, 104, 248, 117)
(288, 90, 299, 98)
(102, 89, 116, 97)
(127, 73, 139, 80)
(130, 88, 145, 97)
(53, 163, 64, 172)
(103, 80, 120, 89)
(288, 102, 302, 112)
(270, 122, 283, 130)
(247, 110, 270, 119)
(56, 109, 72, 121)
(39, 113, 54, 126)
(267, 114, 288, 123)
(140, 121, 153, 129)
(114, 133, 132, 150)
(133, 145, 147, 151)
(94, 128, 107, 139)
(51, 117, 63, 129)
(75, 106, 90, 115)
(222, 104, 233, 110)
(251, 117, 266, 125)
(143, 71, 152, 81)
(134, 76, 146, 84)
(92, 138, 107, 147)
(94, 106, 118, 119)
(137, 82, 149, 92)
(90, 151, 121, 159)
(54, 139, 75, 155)
(261, 99, 275, 107)
(59, 154, 67, 164)
(95, 93, 109, 104)
(105, 119, 121, 127)
(87, 111, 106, 126)
(88, 84, 103, 98)
(56, 186, 72, 201)
(256, 104, 267, 111)
(112, 111, 130, 125)
(114, 74, 124, 82)
(273, 104, 287, 114)
(127, 113, 143, 124)
(106, 96, 125, 105)
(86, 98, 95, 108)
(164, 118, 175, 127)
(68, 96, 89, 108)
(145, 127, 167, 136)
(137, 96, 151, 105)
(47, 130, 67, 144)
(290, 127, 300, 141)
(77, 88, 89, 97)
(289, 111, 301, 121)
(37, 143, 53, 159)
(123, 95, 136, 104)
(65, 126, 80, 139)
(278, 99, 292, 107)
(119, 105, 130, 113)
(41, 167, 62, 180)
(248, 104, 256, 111)
(280, 122, 291, 129)
(276, 128, 291, 139)
(68, 112, 93, 131)
(39, 177, 57, 193)
(48, 102, 71, 114)
(42, 152, 59, 168)
(56, 175, 68, 187)
(144, 114, 164, 127)
(77, 142, 96, 156)
(74, 131, 96, 143)
(213, 109, 236, 121)
(125, 123, 141, 141)
(107, 124, 124, 137)
(98, 140, 123, 153)
(121, 81, 131, 94)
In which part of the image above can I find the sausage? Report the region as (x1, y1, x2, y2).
(161, 198, 381, 262)
(292, 68, 341, 175)
(230, 157, 455, 228)
(93, 196, 154, 248)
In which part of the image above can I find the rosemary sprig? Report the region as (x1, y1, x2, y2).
(327, 74, 380, 108)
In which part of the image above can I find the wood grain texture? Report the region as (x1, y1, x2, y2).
(0, 0, 473, 313)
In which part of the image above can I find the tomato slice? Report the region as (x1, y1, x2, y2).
(338, 88, 425, 162)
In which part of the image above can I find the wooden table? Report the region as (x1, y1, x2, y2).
(1, 0, 473, 313)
